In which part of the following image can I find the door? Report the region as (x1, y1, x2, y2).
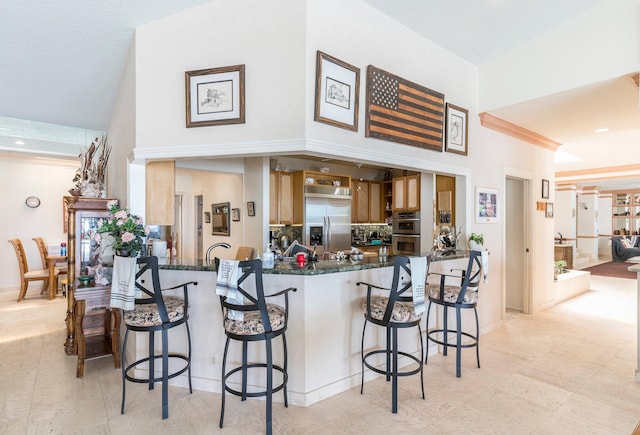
(505, 177, 529, 312)
(195, 195, 203, 261)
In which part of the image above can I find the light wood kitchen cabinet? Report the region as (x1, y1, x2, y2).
(269, 171, 293, 224)
(392, 175, 420, 211)
(352, 180, 383, 223)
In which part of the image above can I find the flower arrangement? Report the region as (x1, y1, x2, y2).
(96, 200, 149, 257)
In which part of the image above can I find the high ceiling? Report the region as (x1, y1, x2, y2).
(1, 0, 637, 189)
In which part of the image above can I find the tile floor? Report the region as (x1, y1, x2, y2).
(1, 274, 639, 434)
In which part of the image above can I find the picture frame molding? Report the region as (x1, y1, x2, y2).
(314, 51, 360, 131)
(475, 186, 499, 223)
(185, 64, 245, 128)
(445, 103, 468, 156)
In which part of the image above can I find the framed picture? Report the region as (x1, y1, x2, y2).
(204, 211, 211, 223)
(232, 208, 240, 222)
(542, 179, 550, 199)
(445, 103, 468, 155)
(185, 64, 245, 127)
(546, 202, 554, 218)
(475, 187, 499, 223)
(314, 51, 360, 131)
(536, 201, 546, 211)
(247, 201, 255, 217)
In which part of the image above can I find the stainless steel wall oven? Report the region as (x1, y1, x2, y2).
(392, 211, 421, 256)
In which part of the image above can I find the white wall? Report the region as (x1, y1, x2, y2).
(598, 193, 613, 257)
(480, 0, 640, 111)
(0, 155, 78, 288)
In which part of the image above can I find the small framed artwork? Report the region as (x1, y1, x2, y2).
(247, 201, 255, 217)
(536, 201, 546, 211)
(475, 186, 499, 224)
(314, 51, 360, 131)
(445, 103, 468, 156)
(232, 208, 240, 222)
(546, 202, 554, 218)
(541, 179, 550, 199)
(185, 64, 245, 127)
(204, 211, 211, 223)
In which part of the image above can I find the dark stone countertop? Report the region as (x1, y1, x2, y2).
(156, 250, 469, 276)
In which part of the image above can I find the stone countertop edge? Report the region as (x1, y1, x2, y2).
(157, 251, 470, 276)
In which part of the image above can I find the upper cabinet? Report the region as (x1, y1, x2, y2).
(392, 175, 420, 211)
(352, 180, 383, 223)
(269, 171, 294, 225)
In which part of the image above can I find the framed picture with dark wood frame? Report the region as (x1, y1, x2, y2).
(204, 211, 211, 223)
(231, 208, 240, 222)
(314, 51, 360, 131)
(247, 201, 255, 217)
(542, 179, 550, 199)
(445, 103, 468, 155)
(185, 64, 245, 127)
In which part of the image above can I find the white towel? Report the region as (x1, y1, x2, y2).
(481, 250, 489, 284)
(216, 259, 244, 321)
(110, 256, 137, 310)
(409, 256, 427, 315)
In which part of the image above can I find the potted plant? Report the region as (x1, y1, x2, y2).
(96, 200, 150, 258)
(468, 232, 484, 251)
(554, 260, 568, 281)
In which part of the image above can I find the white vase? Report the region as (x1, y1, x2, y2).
(468, 240, 483, 251)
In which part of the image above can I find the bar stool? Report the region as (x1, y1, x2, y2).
(358, 255, 429, 413)
(120, 256, 198, 419)
(216, 258, 296, 435)
(425, 250, 485, 377)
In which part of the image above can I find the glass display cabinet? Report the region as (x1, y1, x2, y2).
(63, 196, 115, 355)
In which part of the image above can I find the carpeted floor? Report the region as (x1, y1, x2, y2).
(581, 261, 638, 279)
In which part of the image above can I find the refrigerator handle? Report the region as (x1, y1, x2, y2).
(327, 216, 332, 252)
(323, 216, 328, 250)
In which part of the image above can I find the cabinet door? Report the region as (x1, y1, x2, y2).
(392, 177, 405, 211)
(269, 172, 278, 224)
(356, 181, 370, 223)
(406, 175, 420, 211)
(369, 181, 382, 222)
(279, 173, 293, 224)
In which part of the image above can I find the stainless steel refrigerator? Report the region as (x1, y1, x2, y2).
(304, 185, 352, 254)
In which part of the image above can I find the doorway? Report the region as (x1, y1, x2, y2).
(505, 176, 531, 313)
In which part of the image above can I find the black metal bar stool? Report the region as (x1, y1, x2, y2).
(216, 258, 296, 435)
(120, 256, 198, 419)
(358, 255, 429, 413)
(425, 250, 485, 377)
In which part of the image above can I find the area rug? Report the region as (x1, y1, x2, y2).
(581, 261, 638, 280)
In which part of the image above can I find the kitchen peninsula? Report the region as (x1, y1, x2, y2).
(135, 252, 470, 407)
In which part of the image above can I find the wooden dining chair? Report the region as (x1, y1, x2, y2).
(33, 237, 68, 294)
(8, 238, 57, 302)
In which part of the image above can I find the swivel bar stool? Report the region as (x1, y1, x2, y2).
(217, 258, 296, 435)
(120, 256, 198, 419)
(425, 250, 484, 377)
(358, 255, 429, 413)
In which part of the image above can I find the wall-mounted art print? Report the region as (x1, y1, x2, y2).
(542, 179, 550, 199)
(232, 208, 240, 222)
(247, 201, 255, 217)
(445, 103, 468, 155)
(314, 51, 360, 131)
(475, 186, 499, 224)
(546, 202, 554, 218)
(185, 64, 245, 127)
(204, 211, 211, 223)
(365, 65, 444, 152)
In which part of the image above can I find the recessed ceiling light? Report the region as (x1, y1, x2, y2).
(15, 140, 24, 145)
(594, 128, 609, 133)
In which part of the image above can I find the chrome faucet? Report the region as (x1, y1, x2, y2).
(205, 242, 231, 266)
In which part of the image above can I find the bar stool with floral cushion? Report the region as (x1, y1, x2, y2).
(358, 255, 429, 413)
(424, 250, 486, 377)
(216, 258, 296, 435)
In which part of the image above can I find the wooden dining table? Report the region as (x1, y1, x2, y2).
(46, 255, 67, 300)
